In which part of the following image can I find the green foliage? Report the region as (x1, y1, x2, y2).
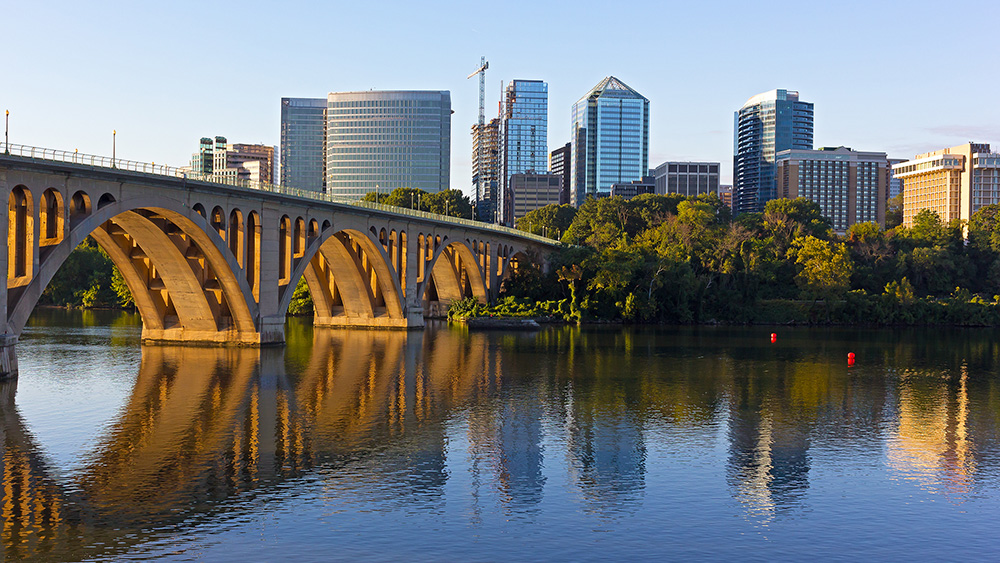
(111, 267, 134, 309)
(448, 296, 576, 323)
(885, 194, 903, 229)
(426, 189, 474, 219)
(361, 187, 474, 219)
(792, 236, 853, 301)
(516, 204, 576, 238)
(287, 277, 314, 316)
(41, 237, 130, 309)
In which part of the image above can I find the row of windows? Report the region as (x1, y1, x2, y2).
(328, 99, 446, 108)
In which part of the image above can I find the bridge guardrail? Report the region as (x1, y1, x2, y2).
(0, 142, 559, 246)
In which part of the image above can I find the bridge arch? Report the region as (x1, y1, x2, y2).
(418, 238, 488, 315)
(40, 188, 64, 246)
(7, 195, 259, 345)
(278, 220, 407, 328)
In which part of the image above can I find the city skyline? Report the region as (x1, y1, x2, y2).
(3, 1, 999, 197)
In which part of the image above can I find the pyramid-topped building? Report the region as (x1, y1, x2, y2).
(570, 76, 649, 205)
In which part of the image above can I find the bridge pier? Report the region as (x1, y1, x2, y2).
(0, 334, 17, 380)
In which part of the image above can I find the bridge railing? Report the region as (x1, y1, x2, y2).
(0, 142, 558, 245)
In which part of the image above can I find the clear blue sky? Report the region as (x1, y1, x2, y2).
(3, 0, 998, 193)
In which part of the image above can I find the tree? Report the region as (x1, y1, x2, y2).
(763, 198, 832, 254)
(360, 187, 430, 210)
(515, 204, 576, 238)
(426, 189, 474, 219)
(846, 222, 895, 293)
(287, 277, 313, 315)
(885, 194, 903, 229)
(562, 196, 643, 249)
(791, 235, 853, 302)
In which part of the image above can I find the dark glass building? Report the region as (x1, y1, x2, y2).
(550, 142, 571, 205)
(280, 97, 327, 192)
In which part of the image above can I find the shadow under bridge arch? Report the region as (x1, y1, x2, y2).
(8, 197, 259, 345)
(282, 226, 410, 328)
(419, 239, 488, 318)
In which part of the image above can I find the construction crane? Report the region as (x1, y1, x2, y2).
(468, 57, 488, 220)
(467, 57, 489, 127)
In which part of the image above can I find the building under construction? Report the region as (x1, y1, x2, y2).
(471, 117, 501, 222)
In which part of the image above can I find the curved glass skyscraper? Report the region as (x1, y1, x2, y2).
(570, 77, 649, 206)
(326, 90, 451, 199)
(733, 89, 813, 215)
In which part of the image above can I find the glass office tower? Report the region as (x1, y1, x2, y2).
(733, 89, 813, 215)
(499, 80, 548, 225)
(280, 97, 327, 192)
(570, 76, 649, 206)
(326, 90, 451, 199)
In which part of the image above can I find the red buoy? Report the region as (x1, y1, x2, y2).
(770, 333, 777, 343)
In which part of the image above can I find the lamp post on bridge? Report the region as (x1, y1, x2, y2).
(112, 129, 117, 168)
(4, 110, 8, 154)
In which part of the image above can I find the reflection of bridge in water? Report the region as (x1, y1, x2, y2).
(0, 144, 557, 374)
(1, 326, 651, 559)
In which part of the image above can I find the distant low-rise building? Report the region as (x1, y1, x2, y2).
(229, 143, 275, 184)
(653, 161, 720, 196)
(509, 173, 561, 223)
(719, 185, 733, 209)
(191, 137, 275, 185)
(610, 176, 656, 199)
(894, 142, 1000, 227)
(888, 158, 906, 200)
(776, 146, 889, 232)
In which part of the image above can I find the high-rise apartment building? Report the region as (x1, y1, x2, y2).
(893, 142, 1000, 227)
(550, 142, 571, 205)
(280, 97, 327, 191)
(509, 173, 562, 223)
(775, 147, 889, 232)
(652, 161, 721, 196)
(734, 89, 814, 215)
(498, 80, 547, 225)
(471, 117, 501, 222)
(570, 77, 649, 206)
(326, 90, 451, 199)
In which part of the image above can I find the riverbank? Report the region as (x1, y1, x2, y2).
(449, 291, 1000, 328)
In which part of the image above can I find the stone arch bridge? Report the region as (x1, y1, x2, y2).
(0, 145, 557, 367)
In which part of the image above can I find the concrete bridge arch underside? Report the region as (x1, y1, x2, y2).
(0, 159, 553, 367)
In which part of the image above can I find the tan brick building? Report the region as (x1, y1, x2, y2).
(893, 142, 1000, 227)
(775, 147, 889, 233)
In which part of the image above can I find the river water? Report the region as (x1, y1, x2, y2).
(3, 309, 1000, 561)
